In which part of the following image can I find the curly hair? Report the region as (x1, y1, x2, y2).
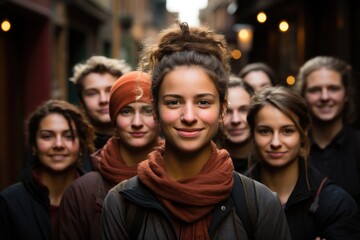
(27, 100, 95, 166)
(70, 56, 132, 103)
(138, 22, 231, 118)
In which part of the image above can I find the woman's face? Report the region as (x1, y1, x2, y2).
(254, 104, 301, 168)
(158, 66, 223, 153)
(224, 86, 251, 144)
(116, 102, 159, 149)
(34, 113, 80, 172)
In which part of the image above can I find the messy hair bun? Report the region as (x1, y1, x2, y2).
(139, 22, 231, 74)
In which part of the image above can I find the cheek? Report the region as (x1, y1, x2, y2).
(83, 97, 97, 110)
(116, 116, 131, 130)
(143, 117, 158, 130)
(67, 140, 80, 154)
(159, 109, 179, 125)
(36, 139, 50, 154)
(254, 135, 268, 149)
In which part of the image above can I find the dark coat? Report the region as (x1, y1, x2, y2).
(247, 161, 360, 240)
(0, 166, 83, 240)
(101, 175, 292, 240)
(55, 171, 114, 240)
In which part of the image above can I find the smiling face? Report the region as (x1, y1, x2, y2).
(224, 86, 251, 144)
(34, 113, 80, 172)
(81, 72, 117, 125)
(116, 102, 159, 149)
(158, 66, 223, 153)
(304, 68, 347, 123)
(254, 104, 301, 169)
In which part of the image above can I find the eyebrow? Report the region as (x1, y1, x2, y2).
(162, 93, 216, 98)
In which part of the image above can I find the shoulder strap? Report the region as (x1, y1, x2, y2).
(309, 176, 328, 213)
(123, 177, 146, 239)
(232, 172, 258, 240)
(125, 200, 145, 239)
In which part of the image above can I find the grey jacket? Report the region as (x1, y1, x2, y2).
(101, 175, 292, 240)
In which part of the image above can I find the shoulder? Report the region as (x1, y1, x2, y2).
(62, 171, 104, 200)
(72, 171, 103, 187)
(319, 182, 357, 210)
(0, 182, 26, 201)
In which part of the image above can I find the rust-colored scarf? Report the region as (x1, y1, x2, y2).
(94, 137, 138, 184)
(137, 141, 234, 239)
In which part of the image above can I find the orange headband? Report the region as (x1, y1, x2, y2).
(109, 71, 152, 125)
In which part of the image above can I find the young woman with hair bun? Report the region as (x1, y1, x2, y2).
(102, 22, 291, 240)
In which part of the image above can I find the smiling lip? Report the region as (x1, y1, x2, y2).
(50, 154, 67, 161)
(267, 152, 287, 159)
(98, 108, 109, 114)
(130, 132, 147, 138)
(228, 128, 246, 135)
(176, 128, 202, 138)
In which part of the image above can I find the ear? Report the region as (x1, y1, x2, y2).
(32, 146, 36, 155)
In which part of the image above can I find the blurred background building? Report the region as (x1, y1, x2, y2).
(0, 0, 359, 189)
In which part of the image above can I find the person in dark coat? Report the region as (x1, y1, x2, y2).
(295, 56, 360, 206)
(101, 22, 291, 240)
(0, 100, 95, 240)
(55, 71, 162, 240)
(217, 76, 254, 173)
(245, 86, 360, 240)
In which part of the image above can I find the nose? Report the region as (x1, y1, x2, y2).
(181, 103, 197, 125)
(231, 111, 241, 125)
(131, 111, 143, 128)
(270, 132, 282, 149)
(53, 135, 64, 149)
(320, 88, 329, 100)
(99, 91, 109, 104)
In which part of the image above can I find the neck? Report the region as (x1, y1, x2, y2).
(260, 160, 299, 205)
(120, 141, 158, 167)
(163, 142, 212, 181)
(93, 125, 113, 136)
(311, 117, 343, 149)
(224, 139, 251, 159)
(41, 168, 77, 206)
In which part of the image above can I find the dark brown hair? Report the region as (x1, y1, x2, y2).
(27, 99, 95, 166)
(138, 22, 231, 118)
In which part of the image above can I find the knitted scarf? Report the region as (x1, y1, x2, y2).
(95, 137, 138, 184)
(138, 141, 234, 239)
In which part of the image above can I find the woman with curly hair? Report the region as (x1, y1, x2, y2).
(0, 100, 95, 239)
(101, 22, 291, 240)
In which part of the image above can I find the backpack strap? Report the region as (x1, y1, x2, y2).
(232, 172, 258, 240)
(122, 177, 146, 240)
(125, 199, 145, 239)
(309, 176, 328, 213)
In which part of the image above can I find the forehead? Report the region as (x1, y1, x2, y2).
(306, 68, 342, 87)
(256, 105, 296, 126)
(82, 72, 117, 89)
(227, 87, 251, 106)
(160, 66, 218, 96)
(244, 71, 271, 84)
(38, 113, 74, 131)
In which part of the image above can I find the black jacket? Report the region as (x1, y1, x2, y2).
(0, 166, 83, 240)
(247, 161, 360, 240)
(102, 175, 292, 240)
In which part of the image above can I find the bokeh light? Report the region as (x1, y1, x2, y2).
(1, 20, 11, 32)
(257, 12, 267, 23)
